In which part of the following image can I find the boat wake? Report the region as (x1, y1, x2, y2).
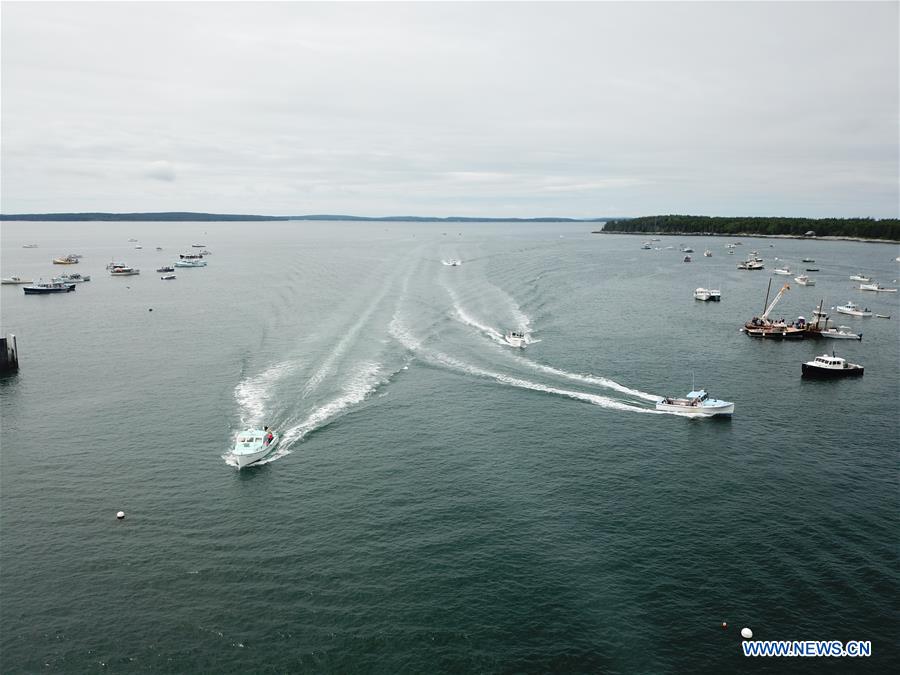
(234, 360, 301, 427)
(389, 312, 665, 415)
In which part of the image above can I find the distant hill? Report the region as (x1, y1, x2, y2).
(0, 211, 611, 223)
(601, 215, 900, 241)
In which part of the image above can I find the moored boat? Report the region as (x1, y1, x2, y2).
(232, 428, 276, 468)
(835, 301, 872, 317)
(819, 326, 861, 340)
(802, 257, 815, 263)
(23, 282, 75, 294)
(693, 287, 721, 301)
(174, 259, 207, 267)
(683, 255, 692, 263)
(849, 274, 871, 282)
(773, 267, 791, 275)
(160, 274, 176, 280)
(703, 249, 712, 257)
(794, 275, 815, 286)
(802, 353, 863, 378)
(156, 266, 175, 273)
(656, 389, 734, 416)
(859, 283, 897, 292)
(51, 273, 90, 283)
(109, 265, 140, 276)
(22, 244, 38, 248)
(1, 276, 33, 284)
(52, 255, 79, 264)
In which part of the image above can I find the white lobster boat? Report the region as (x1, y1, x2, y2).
(656, 390, 734, 417)
(232, 429, 276, 468)
(504, 331, 526, 348)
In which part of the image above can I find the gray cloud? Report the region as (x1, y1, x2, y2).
(144, 161, 175, 182)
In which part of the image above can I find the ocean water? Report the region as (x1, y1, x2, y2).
(1, 221, 898, 673)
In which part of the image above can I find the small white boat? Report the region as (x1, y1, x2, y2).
(641, 242, 652, 250)
(773, 267, 792, 275)
(794, 275, 815, 286)
(802, 353, 863, 378)
(849, 275, 871, 282)
(442, 259, 462, 266)
(693, 287, 721, 302)
(656, 389, 734, 416)
(681, 246, 694, 253)
(819, 326, 861, 340)
(51, 273, 91, 284)
(859, 283, 897, 292)
(174, 259, 208, 268)
(232, 429, 275, 468)
(22, 244, 38, 248)
(703, 249, 712, 257)
(52, 255, 79, 265)
(504, 330, 526, 348)
(875, 314, 891, 319)
(134, 245, 143, 249)
(1, 276, 33, 284)
(835, 301, 872, 317)
(160, 274, 176, 280)
(109, 265, 140, 276)
(738, 260, 764, 270)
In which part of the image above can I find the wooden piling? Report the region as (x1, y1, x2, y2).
(0, 334, 19, 375)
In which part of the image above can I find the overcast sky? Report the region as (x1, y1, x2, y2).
(1, 1, 897, 218)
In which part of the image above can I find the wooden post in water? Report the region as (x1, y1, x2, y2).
(0, 334, 19, 375)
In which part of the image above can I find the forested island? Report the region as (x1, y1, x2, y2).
(0, 211, 608, 223)
(600, 215, 900, 241)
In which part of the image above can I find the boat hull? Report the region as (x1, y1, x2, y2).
(23, 284, 75, 294)
(802, 364, 864, 378)
(234, 446, 273, 468)
(656, 401, 734, 416)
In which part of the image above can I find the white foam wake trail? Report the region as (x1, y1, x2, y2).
(278, 360, 383, 451)
(511, 356, 661, 402)
(388, 315, 662, 415)
(234, 360, 300, 427)
(495, 284, 532, 334)
(444, 283, 506, 344)
(302, 270, 394, 398)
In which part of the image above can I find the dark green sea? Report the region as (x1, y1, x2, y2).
(1, 221, 898, 673)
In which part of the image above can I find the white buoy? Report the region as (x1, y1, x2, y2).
(116, 511, 125, 520)
(741, 627, 753, 639)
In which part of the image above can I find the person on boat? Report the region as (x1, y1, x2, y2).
(264, 426, 274, 446)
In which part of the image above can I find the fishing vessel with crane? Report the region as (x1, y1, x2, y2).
(742, 280, 808, 339)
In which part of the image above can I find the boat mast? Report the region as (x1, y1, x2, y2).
(762, 278, 772, 315)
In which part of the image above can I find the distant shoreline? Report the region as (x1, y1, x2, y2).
(0, 211, 609, 223)
(592, 230, 900, 245)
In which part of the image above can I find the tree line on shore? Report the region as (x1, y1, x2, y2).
(602, 215, 900, 240)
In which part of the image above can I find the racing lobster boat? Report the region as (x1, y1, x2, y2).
(504, 330, 526, 348)
(174, 259, 207, 267)
(656, 390, 734, 416)
(232, 429, 276, 468)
